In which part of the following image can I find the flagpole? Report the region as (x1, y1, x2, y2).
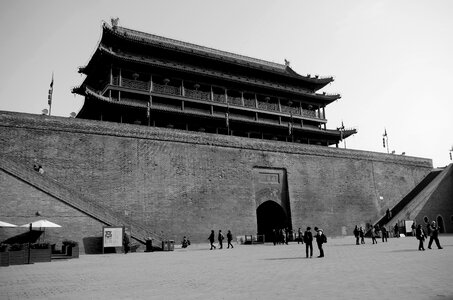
(48, 73, 54, 116)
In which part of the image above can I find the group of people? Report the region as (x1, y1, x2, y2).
(208, 230, 234, 250)
(415, 221, 443, 251)
(296, 226, 327, 258)
(353, 220, 443, 251)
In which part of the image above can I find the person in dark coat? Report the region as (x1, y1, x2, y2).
(381, 225, 388, 242)
(427, 221, 443, 249)
(123, 232, 130, 254)
(359, 226, 365, 244)
(208, 230, 216, 250)
(218, 230, 224, 249)
(227, 230, 234, 249)
(303, 227, 313, 258)
(315, 227, 326, 258)
(353, 225, 360, 245)
(415, 224, 426, 251)
(394, 223, 400, 238)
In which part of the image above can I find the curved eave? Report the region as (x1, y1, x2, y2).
(102, 23, 334, 88)
(95, 46, 340, 104)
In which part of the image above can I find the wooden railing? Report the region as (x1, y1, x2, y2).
(108, 79, 324, 119)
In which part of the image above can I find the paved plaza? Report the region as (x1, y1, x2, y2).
(1, 235, 452, 300)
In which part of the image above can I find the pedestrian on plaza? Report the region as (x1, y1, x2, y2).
(297, 227, 303, 244)
(272, 229, 277, 245)
(181, 236, 190, 248)
(218, 230, 224, 249)
(411, 222, 416, 237)
(359, 226, 365, 244)
(381, 225, 388, 242)
(353, 225, 360, 245)
(394, 223, 400, 238)
(371, 226, 378, 244)
(284, 228, 289, 245)
(314, 227, 327, 258)
(415, 224, 426, 251)
(123, 231, 130, 254)
(303, 226, 313, 258)
(208, 230, 216, 250)
(427, 221, 443, 250)
(227, 230, 234, 249)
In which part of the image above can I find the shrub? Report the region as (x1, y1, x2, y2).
(62, 240, 78, 247)
(9, 243, 24, 251)
(30, 242, 50, 249)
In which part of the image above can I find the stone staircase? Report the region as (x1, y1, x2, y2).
(372, 165, 449, 230)
(0, 155, 163, 248)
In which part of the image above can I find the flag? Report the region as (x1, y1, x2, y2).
(48, 73, 54, 105)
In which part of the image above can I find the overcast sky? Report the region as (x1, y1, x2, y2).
(1, 0, 452, 167)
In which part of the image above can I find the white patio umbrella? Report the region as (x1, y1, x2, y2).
(20, 219, 62, 230)
(20, 219, 62, 242)
(0, 221, 18, 227)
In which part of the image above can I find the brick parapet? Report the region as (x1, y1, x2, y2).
(0, 111, 433, 168)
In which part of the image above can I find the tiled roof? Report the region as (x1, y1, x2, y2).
(103, 23, 333, 84)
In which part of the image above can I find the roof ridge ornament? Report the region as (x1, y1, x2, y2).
(284, 59, 290, 67)
(111, 17, 120, 29)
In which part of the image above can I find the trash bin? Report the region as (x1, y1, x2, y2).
(145, 239, 153, 252)
(161, 240, 175, 251)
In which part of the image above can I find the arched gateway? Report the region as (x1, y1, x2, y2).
(253, 167, 292, 242)
(257, 200, 290, 242)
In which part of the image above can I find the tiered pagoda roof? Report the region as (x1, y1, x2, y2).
(73, 21, 356, 146)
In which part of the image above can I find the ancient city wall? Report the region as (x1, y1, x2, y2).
(0, 111, 433, 247)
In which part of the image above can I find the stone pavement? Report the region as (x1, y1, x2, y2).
(1, 235, 452, 300)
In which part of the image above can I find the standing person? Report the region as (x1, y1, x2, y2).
(218, 230, 224, 249)
(411, 222, 416, 237)
(353, 225, 360, 245)
(123, 231, 130, 254)
(297, 228, 303, 244)
(208, 230, 216, 250)
(371, 226, 378, 244)
(394, 223, 400, 238)
(427, 221, 443, 250)
(227, 230, 234, 249)
(415, 224, 426, 251)
(359, 226, 365, 244)
(315, 227, 326, 258)
(303, 227, 313, 258)
(381, 225, 388, 242)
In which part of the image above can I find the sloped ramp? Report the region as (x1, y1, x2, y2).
(0, 155, 163, 248)
(379, 164, 452, 227)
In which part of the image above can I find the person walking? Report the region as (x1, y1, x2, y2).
(394, 223, 400, 238)
(297, 228, 303, 244)
(427, 221, 443, 250)
(315, 227, 327, 258)
(123, 231, 130, 254)
(227, 230, 234, 249)
(208, 230, 216, 250)
(303, 227, 313, 258)
(411, 222, 416, 237)
(359, 226, 365, 244)
(381, 225, 388, 242)
(371, 226, 378, 244)
(353, 225, 360, 245)
(218, 230, 224, 249)
(415, 224, 426, 251)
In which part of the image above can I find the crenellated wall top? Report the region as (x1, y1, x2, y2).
(0, 111, 432, 168)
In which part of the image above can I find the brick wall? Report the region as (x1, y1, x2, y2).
(0, 111, 433, 248)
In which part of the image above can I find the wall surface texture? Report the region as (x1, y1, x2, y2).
(0, 111, 433, 251)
